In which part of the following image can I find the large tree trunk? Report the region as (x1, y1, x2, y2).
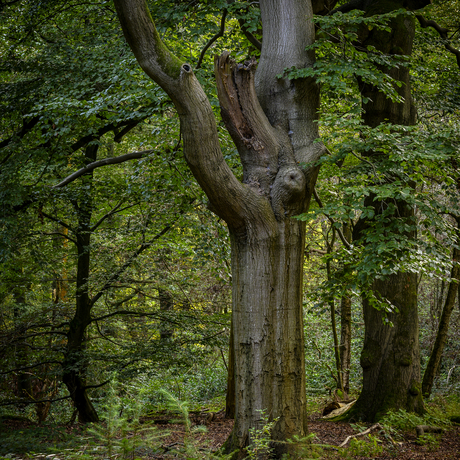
(355, 274, 423, 420)
(349, 0, 428, 420)
(114, 1, 325, 457)
(226, 220, 307, 456)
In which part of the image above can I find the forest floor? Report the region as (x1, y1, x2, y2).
(1, 409, 459, 459)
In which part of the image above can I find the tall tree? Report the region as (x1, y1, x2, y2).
(347, 0, 428, 420)
(113, 0, 328, 456)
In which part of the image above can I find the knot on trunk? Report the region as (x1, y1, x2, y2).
(270, 166, 306, 220)
(214, 52, 307, 220)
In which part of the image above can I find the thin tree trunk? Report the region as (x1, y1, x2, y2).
(158, 288, 174, 340)
(339, 222, 352, 394)
(325, 228, 344, 393)
(13, 285, 32, 400)
(62, 144, 99, 423)
(422, 239, 460, 397)
(340, 299, 352, 393)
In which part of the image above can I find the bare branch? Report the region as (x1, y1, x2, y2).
(40, 211, 75, 234)
(91, 309, 162, 323)
(416, 15, 460, 68)
(0, 116, 40, 160)
(197, 9, 228, 69)
(39, 231, 77, 244)
(0, 361, 62, 376)
(89, 218, 177, 307)
(313, 187, 352, 250)
(54, 150, 153, 188)
(0, 394, 72, 407)
(339, 423, 382, 447)
(227, 0, 262, 50)
(90, 200, 124, 232)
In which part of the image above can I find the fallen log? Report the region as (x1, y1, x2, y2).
(415, 425, 444, 438)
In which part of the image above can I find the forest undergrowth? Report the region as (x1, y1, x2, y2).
(1, 382, 459, 460)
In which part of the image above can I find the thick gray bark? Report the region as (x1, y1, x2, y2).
(114, 1, 323, 456)
(214, 51, 316, 456)
(256, 0, 323, 198)
(227, 222, 307, 456)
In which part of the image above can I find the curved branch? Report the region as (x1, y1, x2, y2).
(0, 395, 71, 407)
(53, 150, 153, 188)
(40, 212, 76, 236)
(196, 9, 228, 69)
(240, 27, 262, 51)
(227, 0, 262, 50)
(0, 116, 40, 165)
(416, 15, 460, 68)
(114, 0, 251, 229)
(0, 361, 62, 375)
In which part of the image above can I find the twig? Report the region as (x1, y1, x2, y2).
(196, 9, 228, 69)
(416, 14, 460, 68)
(313, 187, 352, 250)
(339, 423, 382, 447)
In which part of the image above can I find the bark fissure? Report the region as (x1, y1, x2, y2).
(114, 1, 321, 457)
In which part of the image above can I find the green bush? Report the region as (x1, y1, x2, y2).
(381, 408, 449, 432)
(340, 434, 384, 459)
(416, 433, 441, 451)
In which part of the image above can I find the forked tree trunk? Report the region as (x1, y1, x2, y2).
(114, 1, 325, 457)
